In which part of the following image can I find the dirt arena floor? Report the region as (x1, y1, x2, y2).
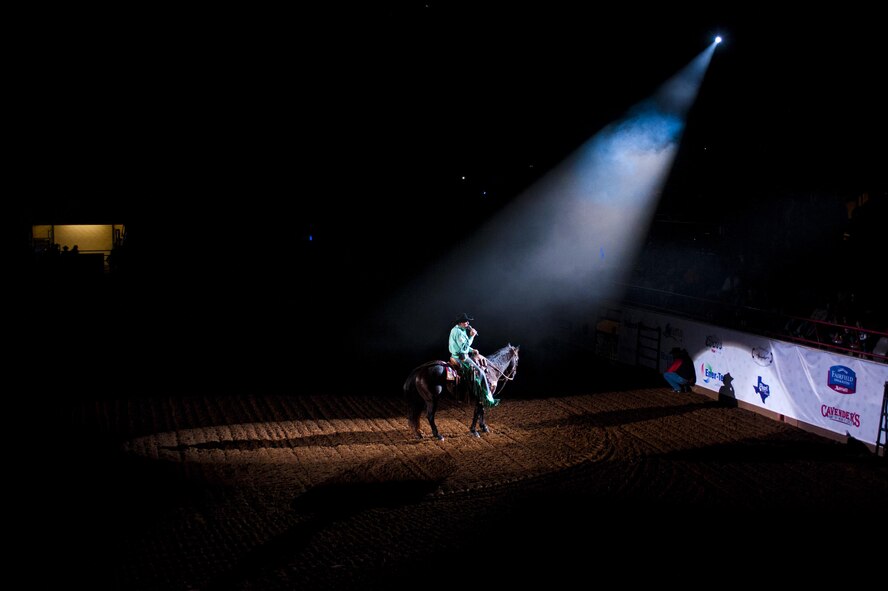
(40, 366, 887, 590)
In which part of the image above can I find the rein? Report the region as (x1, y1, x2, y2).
(487, 361, 517, 381)
(486, 353, 518, 396)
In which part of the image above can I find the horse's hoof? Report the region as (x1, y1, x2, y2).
(480, 425, 490, 433)
(435, 434, 445, 441)
(469, 429, 481, 438)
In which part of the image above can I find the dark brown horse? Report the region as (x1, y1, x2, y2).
(404, 344, 519, 440)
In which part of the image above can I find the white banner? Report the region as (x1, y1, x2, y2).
(614, 306, 888, 445)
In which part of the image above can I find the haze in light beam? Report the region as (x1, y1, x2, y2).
(381, 44, 718, 352)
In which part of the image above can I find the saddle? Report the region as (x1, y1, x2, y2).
(451, 353, 488, 367)
(446, 353, 490, 389)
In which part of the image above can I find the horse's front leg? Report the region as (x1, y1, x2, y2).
(478, 404, 490, 433)
(426, 398, 444, 441)
(470, 402, 482, 437)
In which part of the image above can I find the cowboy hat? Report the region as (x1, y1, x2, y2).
(455, 313, 474, 323)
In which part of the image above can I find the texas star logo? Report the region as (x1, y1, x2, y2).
(753, 376, 770, 403)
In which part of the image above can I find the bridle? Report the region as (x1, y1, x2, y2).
(488, 350, 518, 395)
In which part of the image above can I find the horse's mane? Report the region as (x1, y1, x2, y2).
(485, 344, 518, 370)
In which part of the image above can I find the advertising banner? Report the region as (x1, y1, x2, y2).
(615, 306, 888, 444)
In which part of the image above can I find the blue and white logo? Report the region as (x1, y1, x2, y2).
(827, 365, 856, 395)
(754, 376, 770, 404)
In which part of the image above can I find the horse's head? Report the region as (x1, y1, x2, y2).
(503, 344, 520, 378)
(486, 344, 519, 395)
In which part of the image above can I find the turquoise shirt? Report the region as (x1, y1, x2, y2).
(449, 324, 475, 357)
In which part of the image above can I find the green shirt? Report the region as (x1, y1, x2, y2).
(449, 324, 475, 357)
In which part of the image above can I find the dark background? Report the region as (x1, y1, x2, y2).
(17, 7, 885, 237)
(14, 4, 886, 393)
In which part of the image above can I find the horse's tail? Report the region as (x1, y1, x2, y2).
(403, 366, 421, 394)
(404, 365, 426, 431)
(405, 362, 446, 430)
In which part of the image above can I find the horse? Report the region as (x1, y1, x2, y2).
(403, 344, 519, 440)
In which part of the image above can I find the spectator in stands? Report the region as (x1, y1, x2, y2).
(872, 328, 888, 364)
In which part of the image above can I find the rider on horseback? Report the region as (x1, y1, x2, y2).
(449, 313, 499, 407)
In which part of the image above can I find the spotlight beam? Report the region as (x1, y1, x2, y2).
(381, 44, 720, 350)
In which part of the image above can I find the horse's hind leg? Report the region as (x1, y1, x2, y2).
(426, 398, 443, 440)
(408, 397, 424, 439)
(417, 377, 444, 441)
